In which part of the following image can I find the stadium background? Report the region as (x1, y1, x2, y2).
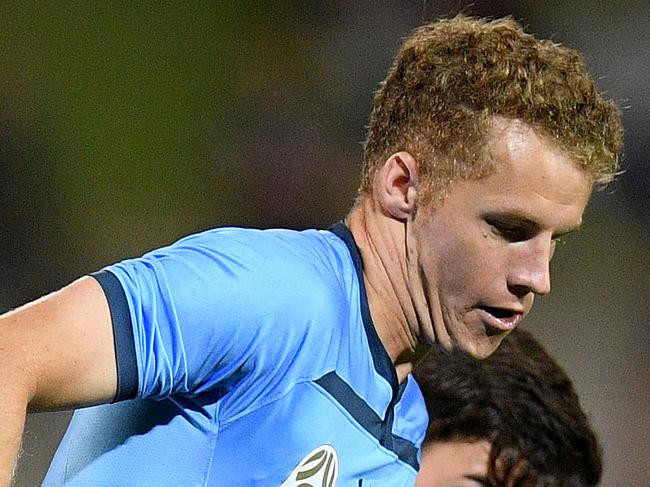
(0, 2, 647, 485)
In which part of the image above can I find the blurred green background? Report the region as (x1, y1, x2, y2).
(1, 2, 647, 486)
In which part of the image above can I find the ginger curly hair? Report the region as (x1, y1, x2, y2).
(360, 15, 623, 204)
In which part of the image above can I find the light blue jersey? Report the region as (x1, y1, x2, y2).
(43, 223, 427, 486)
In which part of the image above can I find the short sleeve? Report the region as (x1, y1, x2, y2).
(95, 227, 345, 402)
(92, 269, 139, 402)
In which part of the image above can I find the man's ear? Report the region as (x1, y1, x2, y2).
(375, 151, 419, 220)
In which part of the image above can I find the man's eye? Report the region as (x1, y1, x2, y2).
(498, 227, 521, 239)
(488, 221, 525, 241)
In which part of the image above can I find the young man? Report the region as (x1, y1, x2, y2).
(0, 15, 621, 486)
(413, 328, 601, 487)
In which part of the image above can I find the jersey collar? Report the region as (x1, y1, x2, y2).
(329, 221, 400, 397)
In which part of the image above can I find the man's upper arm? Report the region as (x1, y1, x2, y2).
(0, 275, 118, 411)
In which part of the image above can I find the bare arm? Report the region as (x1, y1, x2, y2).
(0, 276, 117, 486)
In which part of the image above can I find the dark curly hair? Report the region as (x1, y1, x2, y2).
(413, 328, 602, 486)
(360, 15, 623, 205)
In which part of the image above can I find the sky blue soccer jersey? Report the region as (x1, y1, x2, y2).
(42, 223, 427, 486)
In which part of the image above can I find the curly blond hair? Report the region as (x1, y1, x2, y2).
(360, 15, 623, 204)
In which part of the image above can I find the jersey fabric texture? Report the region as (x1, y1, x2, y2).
(42, 223, 428, 487)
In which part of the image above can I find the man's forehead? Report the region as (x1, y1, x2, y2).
(489, 118, 589, 176)
(488, 117, 531, 142)
(482, 121, 591, 195)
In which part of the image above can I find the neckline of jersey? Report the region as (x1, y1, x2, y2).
(328, 221, 402, 399)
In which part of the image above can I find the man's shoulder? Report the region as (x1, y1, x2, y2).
(172, 226, 345, 262)
(168, 226, 354, 289)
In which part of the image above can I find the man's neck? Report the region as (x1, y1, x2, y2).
(345, 198, 432, 381)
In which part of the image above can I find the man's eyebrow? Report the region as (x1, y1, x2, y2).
(484, 212, 538, 228)
(483, 211, 582, 238)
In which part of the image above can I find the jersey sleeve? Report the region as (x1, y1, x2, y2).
(93, 227, 342, 402)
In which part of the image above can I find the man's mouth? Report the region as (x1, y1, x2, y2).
(477, 305, 523, 333)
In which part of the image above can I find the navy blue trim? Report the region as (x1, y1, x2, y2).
(315, 371, 419, 471)
(328, 222, 399, 396)
(91, 270, 138, 402)
(394, 376, 409, 404)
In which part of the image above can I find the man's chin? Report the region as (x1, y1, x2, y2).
(457, 333, 508, 359)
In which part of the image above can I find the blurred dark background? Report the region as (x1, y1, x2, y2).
(1, 2, 647, 486)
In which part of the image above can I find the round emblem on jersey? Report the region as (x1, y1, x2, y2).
(280, 444, 339, 487)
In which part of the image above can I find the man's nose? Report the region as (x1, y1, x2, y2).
(508, 238, 553, 297)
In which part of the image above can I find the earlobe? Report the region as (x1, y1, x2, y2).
(376, 151, 419, 220)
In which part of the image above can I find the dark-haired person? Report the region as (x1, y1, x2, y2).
(414, 329, 601, 487)
(0, 15, 621, 486)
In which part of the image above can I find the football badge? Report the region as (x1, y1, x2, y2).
(280, 445, 339, 487)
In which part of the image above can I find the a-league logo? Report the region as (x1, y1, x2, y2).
(280, 445, 339, 487)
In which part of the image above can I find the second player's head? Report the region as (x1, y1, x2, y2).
(413, 328, 602, 486)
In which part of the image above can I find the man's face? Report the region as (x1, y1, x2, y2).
(411, 119, 592, 357)
(415, 440, 491, 487)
